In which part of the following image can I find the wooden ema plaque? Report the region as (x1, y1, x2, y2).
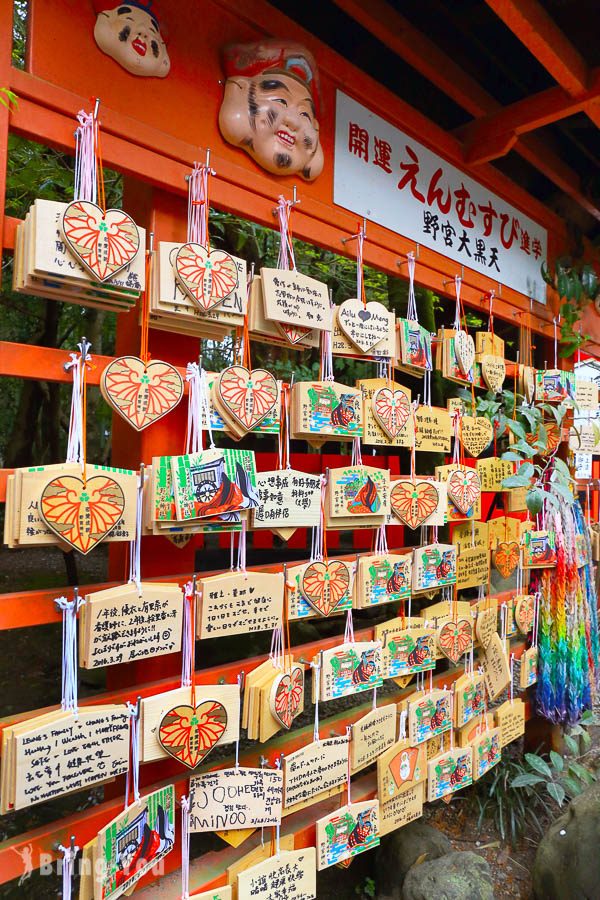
(412, 543, 457, 593)
(377, 739, 426, 800)
(358, 378, 412, 447)
(197, 571, 284, 639)
(453, 672, 486, 728)
(378, 782, 425, 837)
(476, 458, 513, 492)
(261, 267, 331, 331)
(484, 633, 511, 700)
(355, 553, 412, 608)
(456, 545, 490, 590)
(91, 785, 175, 900)
(139, 684, 240, 763)
(237, 848, 317, 900)
(427, 746, 473, 801)
(414, 407, 452, 452)
(326, 465, 390, 524)
(318, 641, 382, 701)
(495, 701, 525, 748)
(283, 735, 349, 811)
(253, 469, 321, 533)
(520, 646, 538, 688)
(291, 381, 363, 442)
(189, 767, 283, 831)
(472, 726, 502, 781)
(375, 620, 436, 679)
(333, 309, 395, 360)
(316, 799, 380, 870)
(408, 689, 452, 745)
(286, 560, 354, 621)
(350, 704, 397, 773)
(1, 706, 130, 813)
(79, 582, 183, 668)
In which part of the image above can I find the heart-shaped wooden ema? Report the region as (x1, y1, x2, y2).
(475, 606, 497, 649)
(217, 365, 278, 433)
(175, 243, 239, 313)
(158, 700, 227, 769)
(61, 200, 140, 282)
(447, 468, 481, 514)
(40, 474, 125, 555)
(269, 665, 304, 729)
(454, 330, 475, 376)
(276, 321, 313, 346)
(460, 416, 493, 458)
(337, 298, 390, 353)
(437, 619, 473, 664)
(493, 542, 520, 579)
(372, 387, 410, 439)
(300, 560, 351, 616)
(481, 355, 506, 393)
(515, 594, 535, 634)
(390, 480, 439, 529)
(101, 356, 184, 431)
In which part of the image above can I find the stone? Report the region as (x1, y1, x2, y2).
(532, 782, 600, 900)
(402, 851, 495, 900)
(375, 820, 451, 897)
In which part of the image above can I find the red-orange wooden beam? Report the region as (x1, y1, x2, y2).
(332, 0, 600, 221)
(484, 0, 588, 96)
(463, 69, 600, 164)
(485, 0, 600, 131)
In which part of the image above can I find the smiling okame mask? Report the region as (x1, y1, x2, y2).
(93, 1, 170, 78)
(219, 40, 324, 181)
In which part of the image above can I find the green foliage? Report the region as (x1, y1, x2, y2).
(474, 714, 598, 847)
(458, 386, 575, 515)
(355, 877, 376, 898)
(541, 258, 598, 357)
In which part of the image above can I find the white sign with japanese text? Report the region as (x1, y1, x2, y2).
(334, 92, 547, 302)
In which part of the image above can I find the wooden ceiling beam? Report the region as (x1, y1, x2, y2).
(484, 0, 588, 96)
(332, 0, 500, 118)
(463, 69, 600, 164)
(332, 0, 600, 220)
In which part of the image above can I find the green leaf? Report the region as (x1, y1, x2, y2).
(527, 489, 544, 516)
(541, 261, 555, 287)
(501, 451, 526, 462)
(502, 475, 531, 489)
(553, 458, 573, 481)
(525, 753, 553, 778)
(547, 782, 566, 806)
(581, 710, 596, 725)
(564, 734, 579, 755)
(581, 265, 598, 299)
(562, 775, 583, 797)
(518, 462, 535, 479)
(506, 419, 527, 440)
(513, 440, 537, 458)
(552, 482, 574, 504)
(549, 750, 564, 773)
(557, 270, 570, 298)
(569, 761, 594, 784)
(511, 773, 546, 788)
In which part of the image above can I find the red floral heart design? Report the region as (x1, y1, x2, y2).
(437, 619, 473, 664)
(40, 475, 125, 555)
(158, 700, 227, 769)
(217, 365, 278, 432)
(101, 356, 184, 431)
(390, 480, 439, 530)
(175, 242, 239, 313)
(270, 666, 304, 729)
(300, 560, 351, 616)
(447, 468, 481, 514)
(493, 542, 520, 579)
(372, 387, 410, 439)
(61, 200, 140, 282)
(514, 594, 535, 634)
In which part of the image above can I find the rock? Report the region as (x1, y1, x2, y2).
(375, 820, 451, 897)
(533, 781, 600, 900)
(402, 850, 495, 900)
